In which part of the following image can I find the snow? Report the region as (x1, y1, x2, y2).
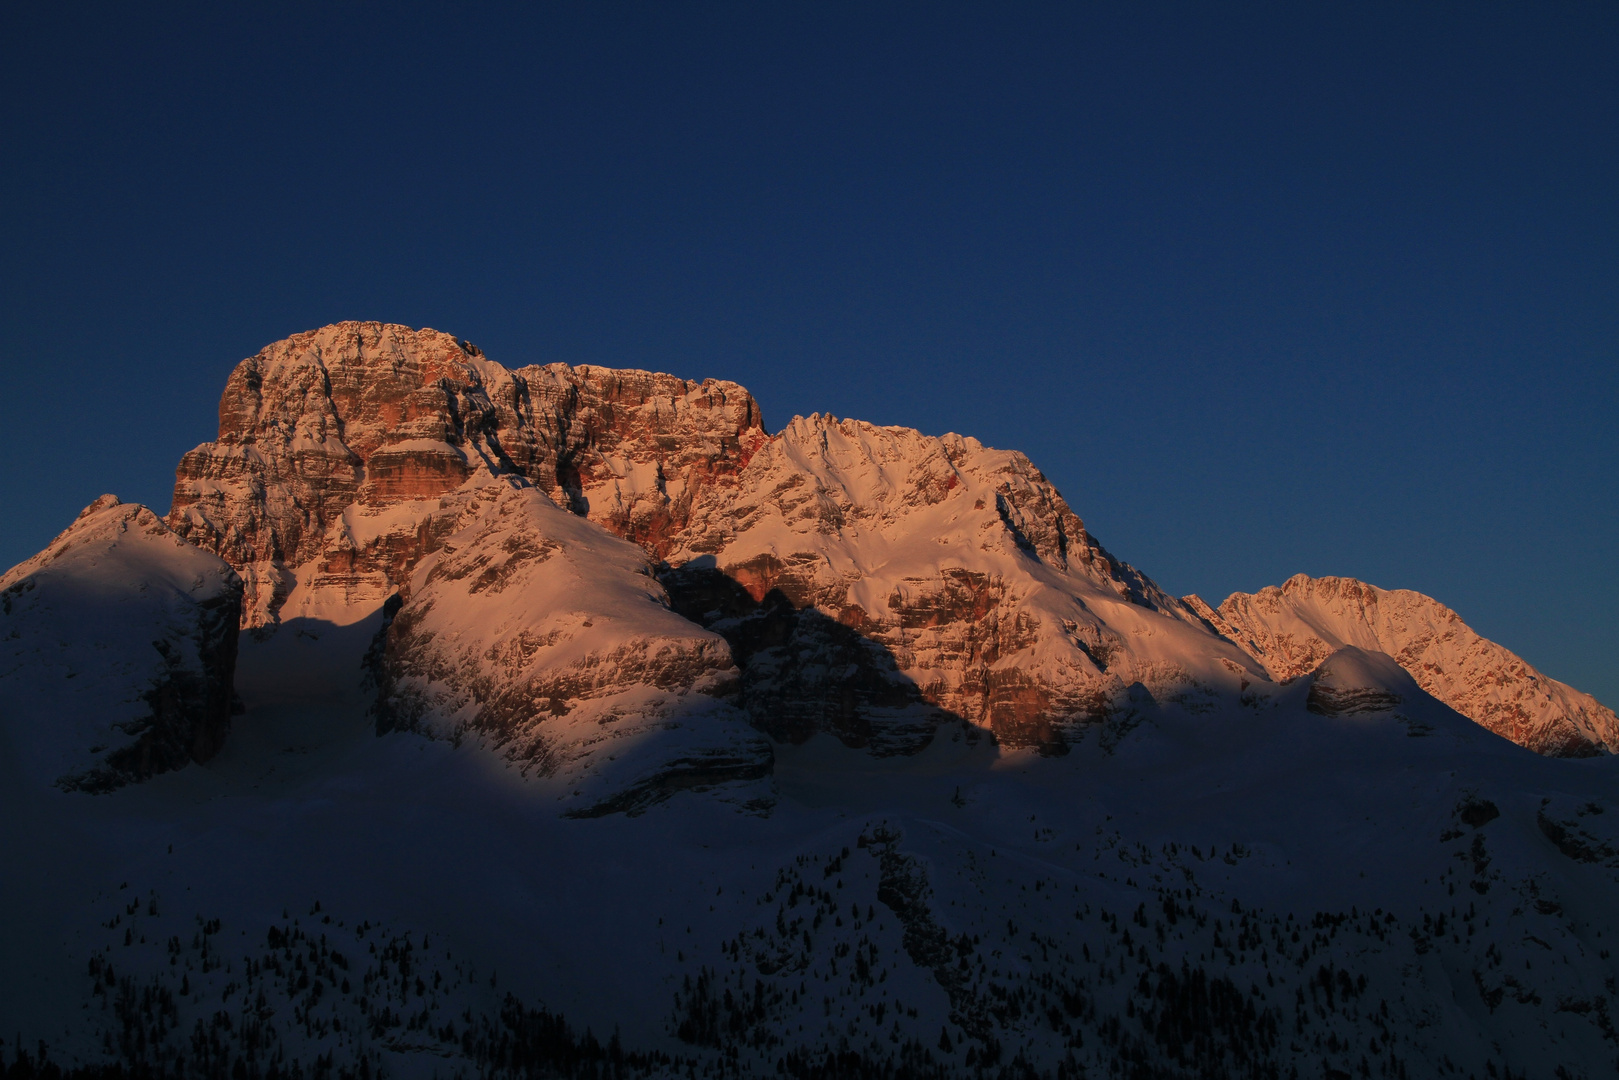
(0, 496, 240, 791)
(377, 479, 773, 817)
(4, 609, 1618, 1076)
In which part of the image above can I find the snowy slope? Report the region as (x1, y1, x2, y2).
(376, 478, 772, 816)
(0, 495, 241, 792)
(2, 628, 1617, 1079)
(1190, 574, 1619, 757)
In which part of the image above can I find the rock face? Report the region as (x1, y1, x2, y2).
(0, 496, 242, 791)
(654, 415, 1265, 751)
(166, 322, 777, 809)
(169, 322, 762, 629)
(1189, 574, 1619, 757)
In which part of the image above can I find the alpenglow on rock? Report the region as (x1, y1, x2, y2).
(165, 322, 1615, 763)
(168, 322, 763, 629)
(1186, 574, 1619, 757)
(0, 496, 242, 791)
(374, 480, 773, 817)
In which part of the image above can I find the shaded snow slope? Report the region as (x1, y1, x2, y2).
(1189, 574, 1619, 757)
(0, 495, 241, 792)
(4, 630, 1618, 1079)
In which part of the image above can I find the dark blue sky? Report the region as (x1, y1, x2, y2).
(3, 3, 1615, 703)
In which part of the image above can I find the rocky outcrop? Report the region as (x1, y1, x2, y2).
(1304, 647, 1410, 717)
(1190, 574, 1618, 757)
(0, 496, 242, 791)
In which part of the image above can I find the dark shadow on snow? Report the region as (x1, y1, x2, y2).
(657, 559, 986, 758)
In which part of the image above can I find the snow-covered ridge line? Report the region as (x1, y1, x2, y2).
(1187, 573, 1619, 757)
(0, 495, 242, 791)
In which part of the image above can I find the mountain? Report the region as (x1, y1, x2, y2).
(1187, 574, 1619, 758)
(4, 323, 1619, 1080)
(0, 495, 241, 793)
(169, 322, 1608, 763)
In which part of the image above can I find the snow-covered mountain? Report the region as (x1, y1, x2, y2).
(4, 322, 1619, 1080)
(0, 495, 240, 792)
(1187, 574, 1619, 758)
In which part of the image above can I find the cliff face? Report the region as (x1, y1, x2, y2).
(0, 496, 242, 791)
(1190, 574, 1619, 757)
(169, 323, 764, 628)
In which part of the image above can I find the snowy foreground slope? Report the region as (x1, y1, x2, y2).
(3, 322, 1619, 1080)
(4, 620, 1618, 1080)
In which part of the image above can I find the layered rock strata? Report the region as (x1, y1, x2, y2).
(169, 322, 763, 628)
(0, 496, 242, 791)
(1189, 575, 1619, 757)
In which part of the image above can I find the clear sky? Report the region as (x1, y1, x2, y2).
(2, 3, 1614, 704)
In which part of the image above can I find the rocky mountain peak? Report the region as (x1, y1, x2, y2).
(1195, 573, 1618, 757)
(168, 322, 768, 626)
